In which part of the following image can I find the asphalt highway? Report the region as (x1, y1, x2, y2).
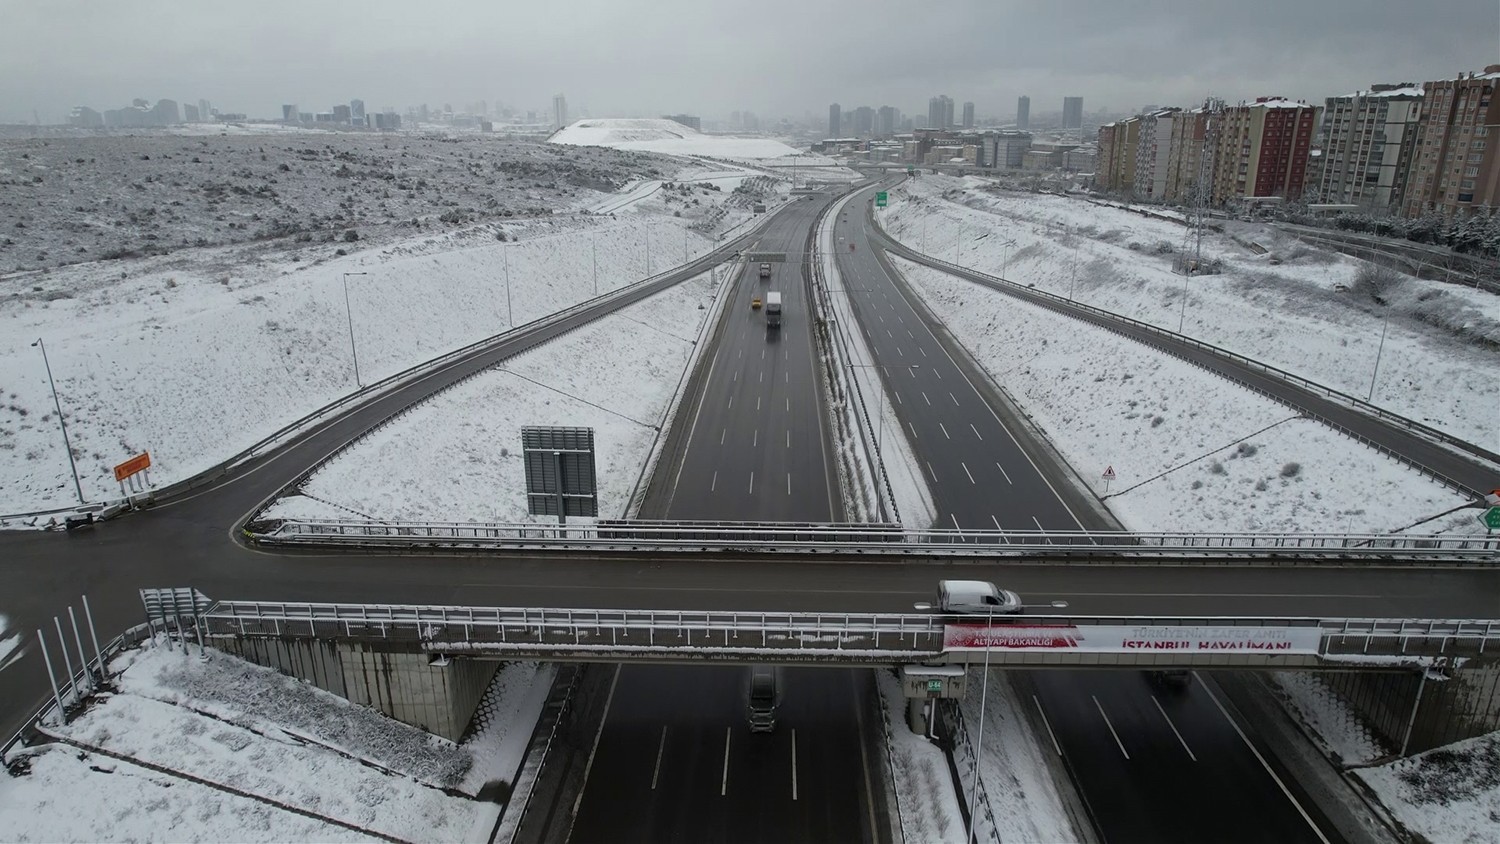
(838, 180, 1339, 842)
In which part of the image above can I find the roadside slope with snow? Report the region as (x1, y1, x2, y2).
(551, 118, 801, 160)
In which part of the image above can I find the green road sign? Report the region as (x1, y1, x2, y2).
(926, 679, 943, 693)
(876, 191, 888, 207)
(1482, 507, 1500, 530)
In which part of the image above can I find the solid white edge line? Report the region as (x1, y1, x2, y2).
(1199, 676, 1331, 843)
(1033, 694, 1064, 757)
(651, 724, 668, 789)
(565, 664, 622, 839)
(1150, 695, 1197, 762)
(721, 726, 732, 796)
(1092, 694, 1130, 760)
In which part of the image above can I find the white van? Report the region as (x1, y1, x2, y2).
(937, 580, 1023, 615)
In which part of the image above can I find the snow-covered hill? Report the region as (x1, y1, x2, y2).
(551, 118, 801, 159)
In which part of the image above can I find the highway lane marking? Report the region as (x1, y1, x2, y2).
(787, 473, 792, 495)
(910, 421, 919, 439)
(1032, 516, 1049, 539)
(749, 472, 755, 494)
(791, 728, 799, 800)
(939, 422, 950, 439)
(962, 462, 975, 484)
(908, 329, 915, 338)
(710, 471, 718, 492)
(759, 371, 763, 383)
(565, 664, 622, 838)
(932, 368, 942, 380)
(927, 462, 937, 482)
(757, 397, 761, 411)
(733, 371, 738, 382)
(950, 392, 960, 406)
(753, 430, 758, 447)
(896, 346, 904, 357)
(970, 423, 982, 439)
(894, 391, 902, 405)
(1200, 677, 1331, 842)
(651, 725, 668, 789)
(1092, 695, 1130, 760)
(786, 430, 790, 448)
(728, 395, 733, 409)
(922, 392, 931, 406)
(1033, 695, 1064, 756)
(1151, 696, 1197, 762)
(785, 371, 789, 383)
(950, 514, 964, 538)
(721, 727, 732, 796)
(919, 346, 928, 357)
(995, 462, 1012, 484)
(786, 397, 790, 411)
(720, 429, 726, 445)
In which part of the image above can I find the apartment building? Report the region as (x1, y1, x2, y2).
(1315, 84, 1423, 212)
(1209, 98, 1321, 205)
(1404, 66, 1500, 217)
(1134, 108, 1179, 200)
(1163, 107, 1213, 203)
(1095, 117, 1140, 193)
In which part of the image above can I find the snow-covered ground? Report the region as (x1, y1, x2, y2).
(876, 669, 966, 842)
(1, 160, 779, 516)
(260, 267, 724, 523)
(878, 176, 1500, 452)
(0, 614, 21, 672)
(550, 118, 801, 160)
(0, 641, 554, 842)
(957, 671, 1077, 843)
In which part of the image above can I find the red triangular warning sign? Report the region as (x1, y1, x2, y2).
(1102, 466, 1116, 479)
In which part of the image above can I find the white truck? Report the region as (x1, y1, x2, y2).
(765, 291, 782, 329)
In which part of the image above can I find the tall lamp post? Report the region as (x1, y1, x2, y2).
(31, 338, 85, 505)
(1368, 311, 1390, 402)
(914, 595, 1069, 844)
(341, 272, 367, 388)
(1000, 239, 1016, 279)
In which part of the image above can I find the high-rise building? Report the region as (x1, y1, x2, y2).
(1404, 66, 1500, 217)
(981, 131, 1032, 169)
(332, 104, 352, 123)
(1134, 109, 1180, 200)
(552, 93, 568, 129)
(854, 105, 874, 137)
(1063, 97, 1084, 130)
(282, 104, 298, 123)
(877, 105, 897, 137)
(828, 103, 841, 137)
(1095, 117, 1140, 192)
(1209, 98, 1321, 205)
(927, 94, 955, 130)
(152, 99, 181, 125)
(68, 106, 103, 128)
(1313, 84, 1422, 212)
(962, 101, 975, 129)
(1016, 95, 1030, 130)
(198, 99, 210, 121)
(183, 103, 200, 122)
(1164, 104, 1218, 204)
(350, 99, 366, 126)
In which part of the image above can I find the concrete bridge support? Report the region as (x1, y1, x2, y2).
(1322, 661, 1500, 756)
(210, 637, 497, 742)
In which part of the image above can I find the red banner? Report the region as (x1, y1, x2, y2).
(944, 623, 1319, 654)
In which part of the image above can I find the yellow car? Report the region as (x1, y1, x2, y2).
(751, 296, 763, 309)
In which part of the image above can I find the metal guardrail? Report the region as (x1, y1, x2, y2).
(866, 211, 1500, 496)
(5, 210, 785, 525)
(246, 518, 1500, 559)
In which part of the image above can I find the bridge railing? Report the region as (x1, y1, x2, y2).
(246, 518, 1500, 559)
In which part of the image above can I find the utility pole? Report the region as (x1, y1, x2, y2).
(341, 272, 367, 387)
(503, 248, 513, 327)
(31, 338, 84, 505)
(645, 231, 652, 276)
(592, 233, 599, 296)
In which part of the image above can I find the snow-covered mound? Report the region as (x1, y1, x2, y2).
(551, 118, 800, 159)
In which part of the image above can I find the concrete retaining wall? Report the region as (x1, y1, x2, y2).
(1324, 661, 1500, 755)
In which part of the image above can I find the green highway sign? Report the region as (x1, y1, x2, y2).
(926, 679, 943, 693)
(876, 191, 888, 207)
(1482, 507, 1500, 531)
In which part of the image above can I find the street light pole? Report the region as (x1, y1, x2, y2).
(31, 338, 84, 505)
(1368, 312, 1390, 402)
(967, 604, 993, 844)
(592, 234, 599, 297)
(1001, 239, 1015, 279)
(341, 272, 367, 388)
(503, 248, 513, 327)
(1177, 268, 1191, 333)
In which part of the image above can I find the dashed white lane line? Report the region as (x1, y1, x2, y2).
(962, 462, 975, 484)
(894, 391, 903, 405)
(711, 471, 718, 492)
(918, 346, 927, 357)
(753, 430, 758, 447)
(721, 727, 732, 796)
(749, 472, 755, 495)
(939, 422, 950, 439)
(1032, 516, 1048, 537)
(786, 430, 791, 448)
(950, 392, 960, 406)
(933, 368, 942, 380)
(791, 729, 799, 801)
(1093, 696, 1130, 760)
(720, 429, 726, 445)
(896, 346, 904, 357)
(1034, 695, 1064, 756)
(995, 462, 1012, 484)
(1152, 696, 1198, 762)
(922, 392, 931, 406)
(926, 462, 937, 482)
(787, 473, 792, 495)
(651, 726, 668, 789)
(727, 395, 733, 409)
(970, 423, 982, 439)
(909, 421, 919, 439)
(757, 396, 761, 411)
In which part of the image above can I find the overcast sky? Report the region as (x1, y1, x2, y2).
(3, 0, 1497, 125)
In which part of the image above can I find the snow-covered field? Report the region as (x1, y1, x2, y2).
(261, 268, 724, 523)
(878, 176, 1500, 452)
(0, 642, 554, 842)
(1, 151, 780, 516)
(876, 669, 966, 842)
(550, 118, 800, 160)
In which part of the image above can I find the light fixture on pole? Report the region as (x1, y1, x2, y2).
(341, 272, 367, 388)
(591, 233, 598, 297)
(31, 338, 85, 505)
(1177, 265, 1191, 333)
(1000, 239, 1016, 279)
(503, 247, 513, 327)
(1368, 311, 1390, 402)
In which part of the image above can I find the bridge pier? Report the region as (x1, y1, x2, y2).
(1320, 661, 1500, 756)
(210, 637, 497, 742)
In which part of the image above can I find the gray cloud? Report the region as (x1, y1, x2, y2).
(2, 0, 1496, 124)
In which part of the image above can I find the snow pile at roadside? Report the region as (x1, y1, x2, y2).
(959, 671, 1077, 843)
(551, 118, 802, 159)
(0, 615, 19, 670)
(876, 669, 965, 842)
(458, 662, 556, 796)
(261, 269, 722, 523)
(1271, 672, 1390, 765)
(890, 255, 1473, 534)
(0, 183, 733, 515)
(876, 177, 1500, 450)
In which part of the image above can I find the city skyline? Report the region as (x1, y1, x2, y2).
(2, 0, 1496, 125)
